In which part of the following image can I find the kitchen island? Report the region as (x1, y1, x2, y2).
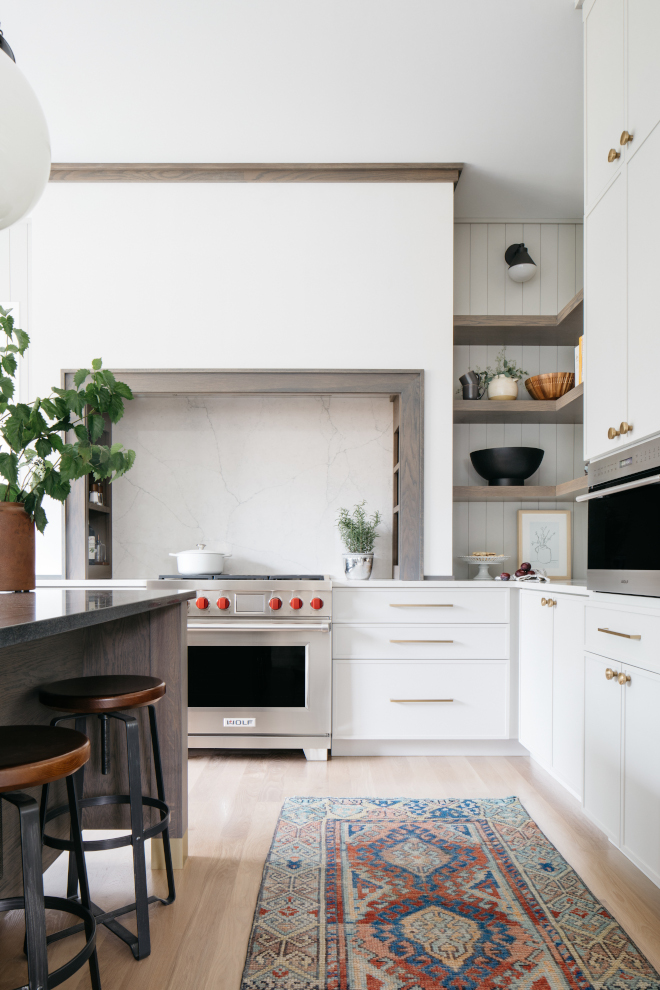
(0, 587, 194, 895)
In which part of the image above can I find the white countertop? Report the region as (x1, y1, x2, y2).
(36, 577, 660, 610)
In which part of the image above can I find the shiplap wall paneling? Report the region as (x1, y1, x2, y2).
(454, 345, 577, 400)
(453, 422, 584, 488)
(454, 223, 583, 316)
(453, 500, 587, 580)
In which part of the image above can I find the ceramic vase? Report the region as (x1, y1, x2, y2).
(487, 375, 519, 401)
(0, 502, 35, 590)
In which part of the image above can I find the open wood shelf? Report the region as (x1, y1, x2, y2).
(454, 290, 583, 346)
(453, 474, 588, 502)
(454, 383, 583, 424)
(88, 502, 110, 514)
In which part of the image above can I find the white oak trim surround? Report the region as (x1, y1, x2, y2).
(63, 368, 425, 582)
(49, 162, 463, 184)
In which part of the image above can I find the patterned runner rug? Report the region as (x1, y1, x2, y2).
(241, 796, 660, 990)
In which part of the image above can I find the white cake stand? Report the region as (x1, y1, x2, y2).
(459, 555, 511, 581)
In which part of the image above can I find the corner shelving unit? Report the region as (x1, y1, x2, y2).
(65, 414, 113, 580)
(453, 289, 586, 505)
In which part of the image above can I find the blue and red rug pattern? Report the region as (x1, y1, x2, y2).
(241, 797, 660, 989)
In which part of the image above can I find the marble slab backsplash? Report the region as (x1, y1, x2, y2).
(111, 395, 393, 579)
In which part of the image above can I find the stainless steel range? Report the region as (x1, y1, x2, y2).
(147, 575, 332, 760)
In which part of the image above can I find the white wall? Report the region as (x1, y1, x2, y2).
(2, 0, 583, 220)
(454, 222, 583, 316)
(27, 181, 454, 576)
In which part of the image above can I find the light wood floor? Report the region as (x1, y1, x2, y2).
(3, 751, 660, 988)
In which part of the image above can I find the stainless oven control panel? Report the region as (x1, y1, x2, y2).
(589, 436, 660, 487)
(186, 583, 332, 618)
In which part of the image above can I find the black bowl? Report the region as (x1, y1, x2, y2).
(470, 447, 544, 486)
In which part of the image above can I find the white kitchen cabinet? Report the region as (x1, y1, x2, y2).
(585, 0, 625, 212)
(622, 663, 660, 884)
(626, 122, 660, 444)
(584, 173, 627, 461)
(519, 591, 553, 766)
(627, 0, 660, 154)
(551, 597, 586, 796)
(333, 662, 507, 740)
(584, 0, 660, 459)
(518, 591, 586, 797)
(332, 587, 510, 750)
(584, 651, 660, 886)
(584, 652, 622, 841)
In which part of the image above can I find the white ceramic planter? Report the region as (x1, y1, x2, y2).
(487, 375, 519, 401)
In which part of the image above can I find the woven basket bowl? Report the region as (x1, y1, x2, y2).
(525, 372, 575, 400)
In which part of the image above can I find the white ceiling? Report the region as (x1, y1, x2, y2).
(2, 0, 583, 219)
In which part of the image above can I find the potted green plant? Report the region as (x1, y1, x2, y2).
(337, 501, 382, 580)
(462, 347, 528, 401)
(0, 305, 136, 590)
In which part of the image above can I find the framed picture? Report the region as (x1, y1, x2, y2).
(517, 509, 571, 580)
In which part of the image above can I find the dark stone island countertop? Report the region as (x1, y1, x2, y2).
(0, 588, 195, 648)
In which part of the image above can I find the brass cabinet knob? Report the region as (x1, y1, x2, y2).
(620, 130, 633, 145)
(547, 598, 556, 607)
(605, 667, 619, 680)
(608, 426, 620, 439)
(541, 597, 547, 606)
(618, 672, 631, 685)
(608, 148, 621, 162)
(619, 421, 633, 435)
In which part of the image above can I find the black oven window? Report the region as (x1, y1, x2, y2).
(188, 645, 306, 707)
(588, 479, 660, 571)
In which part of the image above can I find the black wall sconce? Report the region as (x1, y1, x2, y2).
(505, 243, 537, 283)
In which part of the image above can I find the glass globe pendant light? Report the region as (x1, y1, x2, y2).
(0, 27, 50, 230)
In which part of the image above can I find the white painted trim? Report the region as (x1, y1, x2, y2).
(330, 738, 529, 757)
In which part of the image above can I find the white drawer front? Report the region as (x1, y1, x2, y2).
(333, 588, 508, 624)
(332, 624, 509, 661)
(585, 606, 660, 674)
(333, 662, 507, 738)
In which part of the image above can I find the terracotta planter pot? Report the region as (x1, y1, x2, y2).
(0, 502, 35, 590)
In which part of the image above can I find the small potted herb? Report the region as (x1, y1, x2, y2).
(460, 347, 528, 401)
(337, 501, 382, 580)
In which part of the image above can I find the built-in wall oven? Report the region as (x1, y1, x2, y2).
(149, 576, 332, 760)
(579, 436, 660, 597)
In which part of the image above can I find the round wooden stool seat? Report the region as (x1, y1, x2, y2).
(0, 725, 90, 793)
(39, 674, 166, 714)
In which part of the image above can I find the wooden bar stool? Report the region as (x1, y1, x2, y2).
(38, 675, 175, 962)
(0, 725, 100, 990)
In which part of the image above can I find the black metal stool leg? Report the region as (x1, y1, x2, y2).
(148, 705, 176, 903)
(66, 775, 102, 990)
(66, 716, 87, 900)
(5, 791, 49, 990)
(125, 714, 150, 959)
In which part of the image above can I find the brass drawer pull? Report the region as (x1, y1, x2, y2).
(390, 639, 454, 644)
(598, 627, 641, 641)
(389, 603, 454, 607)
(605, 667, 619, 680)
(390, 698, 454, 703)
(608, 148, 621, 162)
(618, 672, 631, 685)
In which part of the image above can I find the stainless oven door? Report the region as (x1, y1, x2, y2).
(581, 471, 660, 595)
(187, 621, 331, 736)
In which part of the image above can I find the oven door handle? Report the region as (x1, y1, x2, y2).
(187, 621, 331, 632)
(576, 474, 660, 502)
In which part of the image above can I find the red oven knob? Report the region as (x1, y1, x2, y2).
(310, 597, 323, 610)
(269, 597, 282, 610)
(290, 597, 303, 610)
(217, 597, 230, 610)
(195, 597, 209, 610)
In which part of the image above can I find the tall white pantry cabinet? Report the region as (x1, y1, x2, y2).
(583, 0, 660, 461)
